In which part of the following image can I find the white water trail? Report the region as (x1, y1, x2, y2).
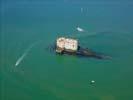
(75, 26, 99, 38)
(70, 31, 99, 38)
(15, 41, 42, 67)
(15, 52, 27, 67)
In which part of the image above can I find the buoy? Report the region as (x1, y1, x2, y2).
(90, 80, 95, 84)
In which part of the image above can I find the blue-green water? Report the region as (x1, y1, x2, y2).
(1, 0, 133, 100)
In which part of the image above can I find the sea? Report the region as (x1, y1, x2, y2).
(1, 0, 133, 100)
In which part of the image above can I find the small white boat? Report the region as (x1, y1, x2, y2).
(76, 27, 84, 32)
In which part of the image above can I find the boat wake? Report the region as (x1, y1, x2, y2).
(15, 51, 27, 67)
(73, 26, 101, 38)
(70, 31, 100, 38)
(15, 40, 42, 67)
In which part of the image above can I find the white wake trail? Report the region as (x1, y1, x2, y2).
(75, 26, 98, 37)
(15, 51, 27, 66)
(70, 31, 99, 39)
(15, 41, 42, 67)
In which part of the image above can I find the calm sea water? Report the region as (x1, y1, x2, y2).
(1, 0, 133, 100)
